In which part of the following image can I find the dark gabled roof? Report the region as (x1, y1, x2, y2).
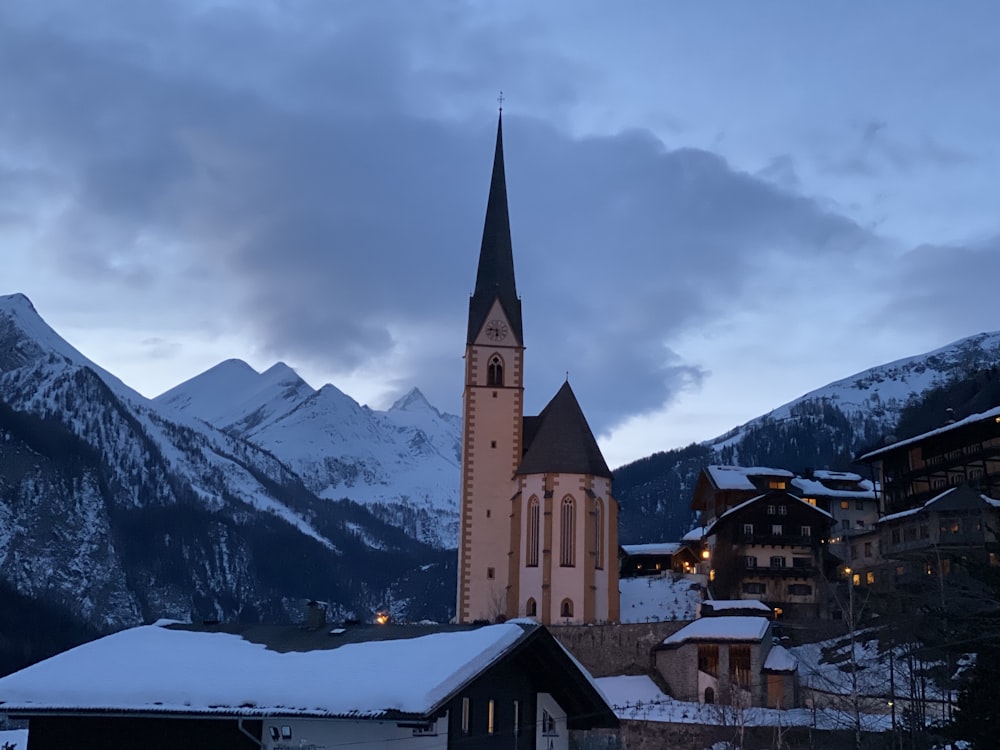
(517, 381, 611, 478)
(467, 112, 523, 345)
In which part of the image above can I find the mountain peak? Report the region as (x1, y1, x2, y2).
(390, 387, 432, 413)
(0, 292, 39, 314)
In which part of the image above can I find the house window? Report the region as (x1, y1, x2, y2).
(772, 524, 783, 536)
(487, 355, 504, 386)
(698, 644, 719, 676)
(268, 727, 280, 741)
(560, 496, 576, 566)
(804, 497, 817, 506)
(704, 686, 715, 704)
(743, 582, 766, 594)
(527, 497, 540, 567)
(789, 583, 812, 596)
(866, 571, 875, 585)
(280, 726, 292, 740)
(525, 597, 537, 617)
(488, 699, 495, 735)
(767, 504, 777, 515)
(486, 567, 495, 580)
(462, 697, 470, 734)
(769, 480, 786, 490)
(770, 556, 785, 568)
(743, 523, 754, 535)
(561, 598, 574, 618)
(513, 700, 520, 735)
(840, 500, 850, 510)
(744, 555, 757, 568)
(594, 498, 604, 570)
(856, 500, 865, 510)
(801, 525, 811, 537)
(542, 709, 557, 735)
(730, 645, 752, 687)
(778, 505, 788, 516)
(852, 573, 861, 586)
(864, 542, 872, 557)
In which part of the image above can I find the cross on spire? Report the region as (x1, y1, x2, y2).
(497, 90, 504, 112)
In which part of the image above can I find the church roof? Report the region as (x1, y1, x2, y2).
(468, 112, 523, 345)
(517, 381, 611, 478)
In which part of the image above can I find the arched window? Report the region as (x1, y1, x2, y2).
(525, 597, 537, 617)
(704, 687, 715, 705)
(560, 496, 576, 567)
(526, 496, 540, 567)
(560, 598, 574, 618)
(594, 498, 604, 570)
(487, 355, 504, 386)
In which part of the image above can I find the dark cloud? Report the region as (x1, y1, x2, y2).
(0, 1, 884, 432)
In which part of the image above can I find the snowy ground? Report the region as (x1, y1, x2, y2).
(596, 674, 892, 732)
(618, 574, 701, 623)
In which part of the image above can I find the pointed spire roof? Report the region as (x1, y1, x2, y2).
(517, 381, 612, 478)
(468, 112, 523, 344)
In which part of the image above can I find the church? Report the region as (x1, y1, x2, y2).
(457, 112, 620, 625)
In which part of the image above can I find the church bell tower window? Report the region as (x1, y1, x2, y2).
(487, 354, 504, 386)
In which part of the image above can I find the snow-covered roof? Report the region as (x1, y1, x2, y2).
(763, 644, 798, 673)
(0, 622, 531, 718)
(860, 404, 1000, 460)
(703, 599, 771, 613)
(880, 486, 1000, 524)
(621, 542, 681, 556)
(705, 465, 794, 491)
(661, 616, 771, 646)
(682, 526, 704, 542)
(812, 470, 862, 481)
(791, 476, 876, 499)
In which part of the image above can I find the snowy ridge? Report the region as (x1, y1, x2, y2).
(157, 363, 462, 547)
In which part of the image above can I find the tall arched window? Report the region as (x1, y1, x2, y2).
(526, 497, 540, 567)
(487, 355, 504, 386)
(560, 598, 574, 618)
(525, 597, 537, 617)
(560, 496, 576, 567)
(594, 498, 604, 570)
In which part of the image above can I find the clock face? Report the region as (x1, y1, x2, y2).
(485, 319, 509, 341)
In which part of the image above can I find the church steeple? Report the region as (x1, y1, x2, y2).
(468, 112, 523, 345)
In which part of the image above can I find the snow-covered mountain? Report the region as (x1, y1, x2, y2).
(156, 361, 461, 548)
(615, 330, 1000, 544)
(0, 293, 453, 652)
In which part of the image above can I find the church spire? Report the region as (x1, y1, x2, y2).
(468, 111, 523, 345)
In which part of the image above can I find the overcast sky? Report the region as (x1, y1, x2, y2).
(3, 1, 999, 467)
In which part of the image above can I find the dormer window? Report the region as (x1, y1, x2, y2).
(487, 355, 504, 386)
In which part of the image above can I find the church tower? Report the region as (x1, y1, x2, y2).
(457, 112, 524, 623)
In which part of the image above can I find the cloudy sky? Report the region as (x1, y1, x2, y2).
(3, 1, 999, 467)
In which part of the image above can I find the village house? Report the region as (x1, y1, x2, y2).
(0, 620, 617, 750)
(701, 490, 836, 621)
(619, 542, 699, 578)
(652, 616, 798, 709)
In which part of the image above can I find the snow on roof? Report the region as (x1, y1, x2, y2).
(595, 675, 670, 708)
(703, 599, 771, 613)
(682, 526, 704, 542)
(880, 487, 1000, 524)
(791, 476, 876, 499)
(812, 470, 862, 481)
(763, 644, 798, 672)
(661, 616, 770, 646)
(706, 465, 793, 491)
(0, 623, 526, 718)
(621, 542, 681, 556)
(860, 404, 1000, 460)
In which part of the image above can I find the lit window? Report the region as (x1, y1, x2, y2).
(488, 699, 495, 735)
(866, 571, 875, 585)
(769, 481, 786, 490)
(840, 500, 850, 510)
(852, 573, 861, 586)
(804, 497, 817, 506)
